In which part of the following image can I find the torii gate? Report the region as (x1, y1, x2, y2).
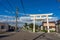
(30, 13, 53, 33)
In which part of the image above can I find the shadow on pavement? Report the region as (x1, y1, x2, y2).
(0, 32, 16, 39)
(33, 33, 46, 40)
(33, 33, 54, 40)
(0, 35, 10, 38)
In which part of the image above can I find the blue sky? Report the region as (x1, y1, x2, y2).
(0, 0, 60, 19)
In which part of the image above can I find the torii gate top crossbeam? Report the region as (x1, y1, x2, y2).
(29, 13, 53, 20)
(29, 13, 53, 16)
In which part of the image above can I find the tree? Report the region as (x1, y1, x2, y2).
(29, 23, 33, 29)
(24, 23, 28, 29)
(29, 23, 39, 32)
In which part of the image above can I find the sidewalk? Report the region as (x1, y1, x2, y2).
(56, 32, 60, 37)
(0, 32, 16, 38)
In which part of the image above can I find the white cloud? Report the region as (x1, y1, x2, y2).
(12, 11, 15, 14)
(38, 9, 41, 12)
(0, 15, 58, 27)
(0, 14, 58, 26)
(19, 13, 29, 16)
(5, 10, 15, 14)
(0, 14, 58, 23)
(5, 10, 9, 12)
(20, 16, 58, 23)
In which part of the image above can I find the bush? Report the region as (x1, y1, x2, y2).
(50, 30, 55, 32)
(41, 30, 47, 33)
(35, 29, 38, 32)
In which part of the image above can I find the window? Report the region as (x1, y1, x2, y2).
(1, 26, 4, 29)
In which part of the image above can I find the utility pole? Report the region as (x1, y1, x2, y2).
(15, 7, 19, 31)
(57, 0, 60, 33)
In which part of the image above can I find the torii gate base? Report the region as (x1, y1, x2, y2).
(30, 13, 53, 33)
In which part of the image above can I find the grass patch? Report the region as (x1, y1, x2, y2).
(41, 30, 47, 33)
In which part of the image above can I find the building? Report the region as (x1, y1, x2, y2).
(0, 22, 8, 33)
(56, 20, 60, 33)
(42, 21, 56, 32)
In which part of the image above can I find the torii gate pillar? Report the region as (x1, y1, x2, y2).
(33, 16, 36, 32)
(46, 15, 50, 33)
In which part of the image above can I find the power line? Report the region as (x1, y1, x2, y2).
(0, 2, 10, 12)
(57, 0, 60, 2)
(0, 2, 15, 15)
(20, 0, 26, 14)
(6, 0, 14, 11)
(20, 0, 30, 16)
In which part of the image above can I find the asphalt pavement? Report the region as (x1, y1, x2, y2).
(0, 30, 60, 40)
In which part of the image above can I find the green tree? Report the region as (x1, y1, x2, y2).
(29, 23, 33, 29)
(24, 23, 28, 29)
(29, 23, 39, 32)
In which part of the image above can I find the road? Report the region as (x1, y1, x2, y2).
(0, 30, 60, 40)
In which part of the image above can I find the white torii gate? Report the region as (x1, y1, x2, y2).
(30, 13, 53, 33)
